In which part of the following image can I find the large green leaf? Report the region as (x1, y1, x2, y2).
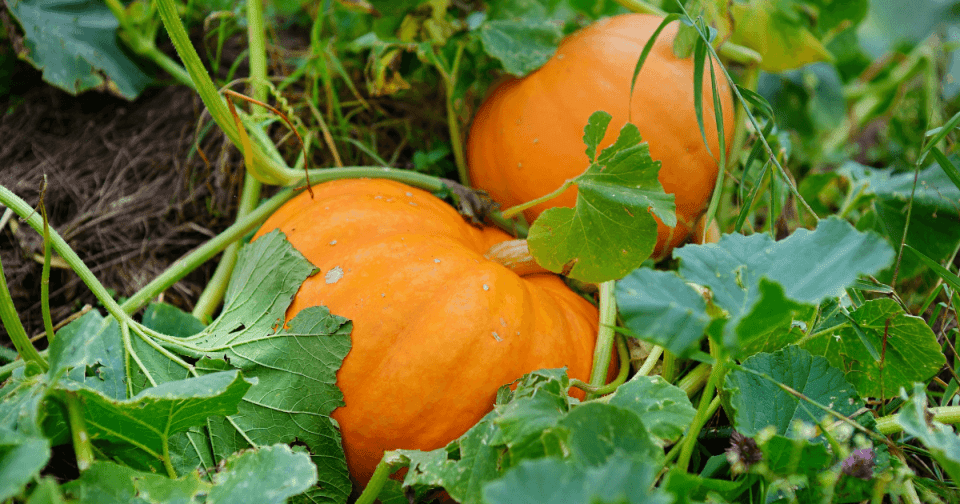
(198, 308, 352, 504)
(616, 268, 712, 359)
(724, 346, 863, 438)
(393, 368, 673, 503)
(801, 298, 946, 397)
(178, 231, 353, 504)
(491, 370, 573, 467)
(5, 0, 152, 99)
(0, 435, 51, 502)
(476, 19, 562, 76)
(556, 403, 664, 467)
(206, 445, 319, 504)
(188, 230, 319, 352)
(62, 444, 317, 504)
(618, 217, 894, 358)
(607, 375, 697, 444)
(483, 454, 671, 504)
(393, 413, 503, 504)
(528, 111, 675, 283)
(55, 370, 253, 465)
(49, 310, 126, 400)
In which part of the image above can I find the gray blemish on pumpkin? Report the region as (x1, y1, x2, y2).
(325, 266, 344, 284)
(329, 240, 337, 245)
(492, 331, 502, 342)
(482, 284, 489, 291)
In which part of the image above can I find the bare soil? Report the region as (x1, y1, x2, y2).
(1, 67, 244, 348)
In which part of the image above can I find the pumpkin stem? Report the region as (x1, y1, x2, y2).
(484, 239, 551, 276)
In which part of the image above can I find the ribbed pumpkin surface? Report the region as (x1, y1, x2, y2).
(253, 178, 599, 484)
(467, 13, 735, 259)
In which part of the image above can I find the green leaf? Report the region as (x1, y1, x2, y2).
(142, 303, 207, 338)
(0, 435, 51, 502)
(63, 444, 316, 503)
(49, 310, 126, 400)
(896, 384, 960, 483)
(395, 369, 572, 504)
(582, 111, 612, 163)
(724, 346, 863, 439)
(198, 308, 352, 504)
(63, 461, 206, 504)
(207, 445, 318, 504)
(5, 0, 152, 99)
(660, 468, 750, 504)
(528, 114, 675, 283)
(476, 19, 562, 76)
(57, 370, 253, 464)
(728, 0, 833, 72)
(842, 161, 960, 280)
(801, 298, 946, 397)
(26, 478, 64, 504)
(616, 268, 712, 358)
(607, 375, 697, 444)
(492, 373, 572, 467)
(189, 230, 319, 351)
(180, 232, 352, 503)
(0, 373, 50, 439)
(808, 0, 869, 36)
(483, 454, 670, 504)
(676, 217, 894, 358)
(757, 434, 832, 476)
(556, 402, 664, 467)
(395, 413, 503, 504)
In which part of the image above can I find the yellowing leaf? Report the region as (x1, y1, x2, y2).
(729, 2, 833, 73)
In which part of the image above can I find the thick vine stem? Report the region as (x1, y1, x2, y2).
(484, 240, 551, 276)
(355, 457, 393, 504)
(875, 406, 960, 435)
(571, 334, 630, 396)
(65, 392, 94, 472)
(586, 281, 618, 400)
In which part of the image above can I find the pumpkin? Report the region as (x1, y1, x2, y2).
(467, 13, 735, 259)
(252, 178, 600, 485)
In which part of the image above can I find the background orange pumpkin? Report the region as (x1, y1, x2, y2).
(467, 13, 736, 259)
(253, 178, 599, 485)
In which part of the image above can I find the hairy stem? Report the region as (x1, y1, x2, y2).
(65, 392, 95, 471)
(635, 345, 663, 377)
(676, 362, 712, 398)
(875, 406, 960, 435)
(571, 335, 630, 395)
(501, 180, 574, 219)
(587, 281, 618, 399)
(355, 457, 392, 504)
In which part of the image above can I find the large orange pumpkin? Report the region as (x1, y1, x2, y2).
(253, 178, 599, 485)
(467, 13, 735, 259)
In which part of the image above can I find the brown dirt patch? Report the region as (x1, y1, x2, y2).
(1, 74, 245, 347)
